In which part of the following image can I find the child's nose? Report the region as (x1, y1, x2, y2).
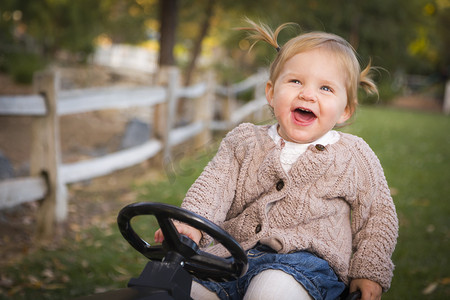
(298, 86, 317, 102)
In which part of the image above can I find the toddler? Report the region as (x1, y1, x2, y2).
(155, 19, 398, 300)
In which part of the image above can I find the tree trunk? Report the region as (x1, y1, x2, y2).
(349, 1, 361, 50)
(184, 0, 216, 86)
(159, 0, 179, 66)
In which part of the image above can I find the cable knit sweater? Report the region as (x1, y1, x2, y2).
(181, 123, 398, 291)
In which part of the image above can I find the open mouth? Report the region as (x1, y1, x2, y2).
(293, 107, 317, 124)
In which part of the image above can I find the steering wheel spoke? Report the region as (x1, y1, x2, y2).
(156, 216, 181, 250)
(141, 244, 166, 261)
(188, 252, 234, 272)
(184, 252, 239, 281)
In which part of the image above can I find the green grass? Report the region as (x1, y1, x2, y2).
(343, 106, 450, 299)
(0, 151, 213, 300)
(1, 106, 449, 299)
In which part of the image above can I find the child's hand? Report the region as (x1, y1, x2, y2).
(154, 222, 202, 244)
(350, 278, 382, 300)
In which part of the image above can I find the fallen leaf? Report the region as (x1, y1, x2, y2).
(1, 235, 11, 244)
(42, 268, 55, 280)
(21, 245, 30, 255)
(412, 198, 430, 207)
(440, 277, 450, 285)
(81, 259, 89, 268)
(61, 275, 70, 283)
(103, 227, 113, 236)
(43, 283, 65, 290)
(112, 274, 131, 282)
(8, 285, 24, 296)
(114, 265, 130, 276)
(389, 187, 398, 196)
(422, 282, 438, 295)
(95, 287, 109, 294)
(22, 216, 33, 225)
(70, 223, 81, 232)
(75, 232, 82, 242)
(52, 257, 66, 271)
(0, 276, 13, 288)
(27, 275, 43, 289)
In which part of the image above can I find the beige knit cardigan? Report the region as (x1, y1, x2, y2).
(181, 123, 398, 291)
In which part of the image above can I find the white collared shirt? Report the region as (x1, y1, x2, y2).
(268, 124, 340, 173)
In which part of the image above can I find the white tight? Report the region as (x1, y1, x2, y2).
(190, 269, 313, 300)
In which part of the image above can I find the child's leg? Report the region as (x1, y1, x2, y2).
(191, 281, 220, 300)
(243, 269, 313, 300)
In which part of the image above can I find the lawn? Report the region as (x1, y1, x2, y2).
(1, 105, 449, 299)
(343, 106, 450, 299)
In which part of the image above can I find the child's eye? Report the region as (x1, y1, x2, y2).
(321, 86, 333, 92)
(290, 79, 301, 84)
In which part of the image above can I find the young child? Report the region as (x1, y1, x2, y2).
(155, 19, 398, 300)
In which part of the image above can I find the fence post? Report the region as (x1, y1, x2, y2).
(31, 70, 67, 239)
(443, 80, 450, 115)
(254, 69, 267, 122)
(224, 86, 236, 128)
(154, 66, 179, 164)
(194, 70, 214, 148)
(153, 70, 168, 154)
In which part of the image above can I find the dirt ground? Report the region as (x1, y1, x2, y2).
(0, 67, 445, 268)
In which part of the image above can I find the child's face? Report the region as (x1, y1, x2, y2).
(266, 48, 351, 144)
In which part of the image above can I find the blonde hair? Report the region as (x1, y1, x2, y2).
(239, 18, 378, 116)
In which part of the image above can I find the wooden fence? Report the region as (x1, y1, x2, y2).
(0, 67, 269, 237)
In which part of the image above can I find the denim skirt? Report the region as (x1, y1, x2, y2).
(194, 244, 345, 300)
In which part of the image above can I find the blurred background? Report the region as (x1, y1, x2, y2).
(0, 0, 449, 299)
(0, 0, 448, 101)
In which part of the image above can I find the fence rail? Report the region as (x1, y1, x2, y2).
(0, 67, 269, 238)
(0, 95, 47, 116)
(0, 176, 47, 208)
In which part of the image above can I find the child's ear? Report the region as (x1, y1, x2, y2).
(337, 105, 353, 124)
(265, 81, 274, 107)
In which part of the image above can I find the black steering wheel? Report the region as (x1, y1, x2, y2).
(117, 202, 248, 282)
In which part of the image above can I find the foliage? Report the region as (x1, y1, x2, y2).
(0, 0, 151, 64)
(0, 48, 47, 84)
(3, 52, 46, 84)
(218, 0, 447, 82)
(0, 0, 447, 90)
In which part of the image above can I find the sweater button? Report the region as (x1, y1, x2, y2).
(255, 224, 262, 234)
(276, 180, 285, 191)
(315, 144, 325, 151)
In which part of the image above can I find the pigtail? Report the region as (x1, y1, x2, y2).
(237, 18, 293, 52)
(359, 59, 379, 97)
